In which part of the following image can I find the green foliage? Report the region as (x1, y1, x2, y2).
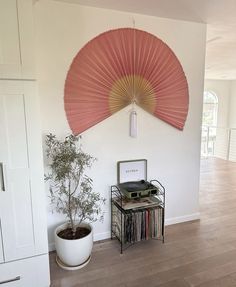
(45, 133, 105, 237)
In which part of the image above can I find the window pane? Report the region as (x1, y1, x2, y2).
(202, 91, 218, 126)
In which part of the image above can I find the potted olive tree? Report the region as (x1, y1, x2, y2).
(45, 133, 105, 270)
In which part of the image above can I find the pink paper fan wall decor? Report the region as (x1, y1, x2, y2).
(64, 28, 189, 135)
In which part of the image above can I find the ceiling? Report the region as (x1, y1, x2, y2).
(55, 0, 236, 80)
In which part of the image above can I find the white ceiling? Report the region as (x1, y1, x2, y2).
(56, 0, 236, 80)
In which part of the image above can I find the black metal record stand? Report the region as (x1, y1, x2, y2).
(111, 180, 165, 254)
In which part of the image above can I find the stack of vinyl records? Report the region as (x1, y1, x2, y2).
(112, 203, 163, 244)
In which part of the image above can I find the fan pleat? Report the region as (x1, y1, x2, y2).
(64, 28, 189, 135)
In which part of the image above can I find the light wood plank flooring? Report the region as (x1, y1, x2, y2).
(50, 158, 236, 287)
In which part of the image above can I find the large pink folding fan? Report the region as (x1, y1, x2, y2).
(64, 28, 189, 135)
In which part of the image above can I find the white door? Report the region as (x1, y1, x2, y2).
(0, 222, 4, 263)
(0, 0, 21, 78)
(0, 0, 35, 79)
(0, 81, 47, 262)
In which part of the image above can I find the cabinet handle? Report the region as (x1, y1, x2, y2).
(0, 276, 21, 284)
(0, 163, 5, 192)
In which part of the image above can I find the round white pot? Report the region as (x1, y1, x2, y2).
(54, 222, 93, 270)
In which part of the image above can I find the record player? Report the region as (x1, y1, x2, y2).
(117, 159, 159, 199)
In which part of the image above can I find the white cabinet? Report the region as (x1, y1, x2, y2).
(0, 81, 50, 286)
(0, 0, 35, 79)
(0, 254, 49, 287)
(0, 229, 3, 264)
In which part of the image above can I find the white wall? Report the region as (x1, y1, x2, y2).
(228, 81, 236, 161)
(34, 0, 206, 249)
(229, 80, 236, 128)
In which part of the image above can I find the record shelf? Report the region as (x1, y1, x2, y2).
(111, 180, 165, 254)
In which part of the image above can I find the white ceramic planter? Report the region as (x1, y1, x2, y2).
(54, 222, 93, 270)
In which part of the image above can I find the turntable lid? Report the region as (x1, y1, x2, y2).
(117, 159, 147, 184)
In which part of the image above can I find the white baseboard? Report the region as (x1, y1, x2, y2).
(49, 242, 55, 252)
(165, 212, 200, 226)
(93, 231, 110, 242)
(48, 213, 200, 252)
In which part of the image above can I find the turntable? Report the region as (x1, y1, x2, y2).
(117, 159, 159, 199)
(118, 180, 158, 199)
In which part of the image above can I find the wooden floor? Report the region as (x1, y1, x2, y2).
(50, 158, 236, 287)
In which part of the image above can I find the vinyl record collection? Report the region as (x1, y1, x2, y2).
(112, 202, 163, 244)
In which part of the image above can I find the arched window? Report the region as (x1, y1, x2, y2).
(202, 91, 218, 127)
(201, 91, 218, 157)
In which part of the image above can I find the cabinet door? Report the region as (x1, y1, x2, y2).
(0, 0, 21, 78)
(0, 0, 35, 79)
(0, 254, 50, 287)
(0, 222, 4, 263)
(0, 81, 47, 262)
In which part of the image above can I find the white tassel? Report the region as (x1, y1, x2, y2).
(130, 110, 137, 138)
